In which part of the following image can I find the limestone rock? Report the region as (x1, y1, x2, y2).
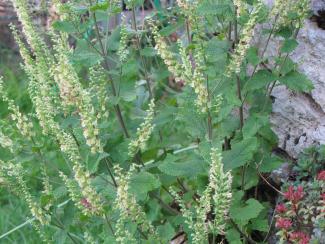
(260, 0, 325, 158)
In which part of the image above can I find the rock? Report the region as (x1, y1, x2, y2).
(311, 0, 325, 12)
(0, 0, 49, 49)
(0, 0, 17, 49)
(259, 0, 325, 158)
(313, 228, 325, 242)
(270, 162, 292, 185)
(170, 232, 186, 244)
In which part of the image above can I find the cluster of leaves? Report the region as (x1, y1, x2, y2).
(0, 0, 316, 243)
(293, 146, 325, 181)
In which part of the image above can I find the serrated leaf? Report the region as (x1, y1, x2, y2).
(157, 223, 175, 241)
(53, 186, 68, 199)
(205, 39, 229, 63)
(258, 125, 278, 145)
(87, 152, 110, 174)
(276, 26, 293, 39)
(223, 138, 258, 170)
(93, 175, 116, 200)
(277, 57, 295, 75)
(250, 219, 269, 232)
(197, 1, 232, 16)
(72, 40, 103, 67)
(226, 228, 241, 244)
(243, 166, 259, 190)
(242, 114, 268, 138)
(158, 154, 206, 177)
(244, 70, 277, 92)
(129, 172, 160, 196)
(230, 198, 264, 222)
(279, 71, 314, 92)
(281, 39, 299, 53)
(259, 155, 283, 173)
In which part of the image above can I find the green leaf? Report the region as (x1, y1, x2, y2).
(242, 114, 268, 138)
(140, 47, 157, 57)
(72, 40, 103, 67)
(53, 186, 68, 199)
(244, 70, 277, 92)
(158, 154, 207, 177)
(249, 219, 269, 232)
(107, 27, 121, 51)
(259, 154, 283, 173)
(205, 39, 229, 64)
(52, 20, 75, 33)
(157, 223, 175, 241)
(129, 171, 160, 196)
(87, 152, 110, 174)
(243, 166, 259, 190)
(90, 2, 108, 11)
(275, 57, 295, 76)
(93, 175, 116, 200)
(279, 71, 314, 92)
(197, 1, 232, 16)
(276, 26, 293, 39)
(226, 228, 242, 244)
(258, 125, 278, 146)
(53, 230, 68, 244)
(40, 194, 53, 208)
(246, 47, 260, 66)
(230, 198, 264, 223)
(281, 39, 299, 53)
(223, 138, 258, 170)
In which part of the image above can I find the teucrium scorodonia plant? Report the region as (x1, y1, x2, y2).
(0, 0, 316, 243)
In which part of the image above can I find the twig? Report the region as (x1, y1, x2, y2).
(256, 164, 284, 196)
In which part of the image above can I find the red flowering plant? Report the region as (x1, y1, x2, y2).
(274, 170, 325, 243)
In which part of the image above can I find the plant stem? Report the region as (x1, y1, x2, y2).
(236, 76, 244, 130)
(233, 6, 246, 194)
(256, 163, 284, 196)
(131, 7, 153, 99)
(104, 158, 118, 187)
(53, 215, 80, 244)
(104, 213, 115, 237)
(186, 19, 192, 43)
(268, 28, 300, 96)
(88, 0, 130, 139)
(234, 8, 239, 45)
(228, 21, 232, 42)
(150, 192, 180, 215)
(250, 14, 279, 77)
(207, 110, 213, 141)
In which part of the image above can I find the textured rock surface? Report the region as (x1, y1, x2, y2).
(0, 0, 49, 49)
(260, 0, 325, 157)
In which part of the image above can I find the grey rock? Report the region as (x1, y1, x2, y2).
(259, 1, 325, 158)
(270, 162, 291, 185)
